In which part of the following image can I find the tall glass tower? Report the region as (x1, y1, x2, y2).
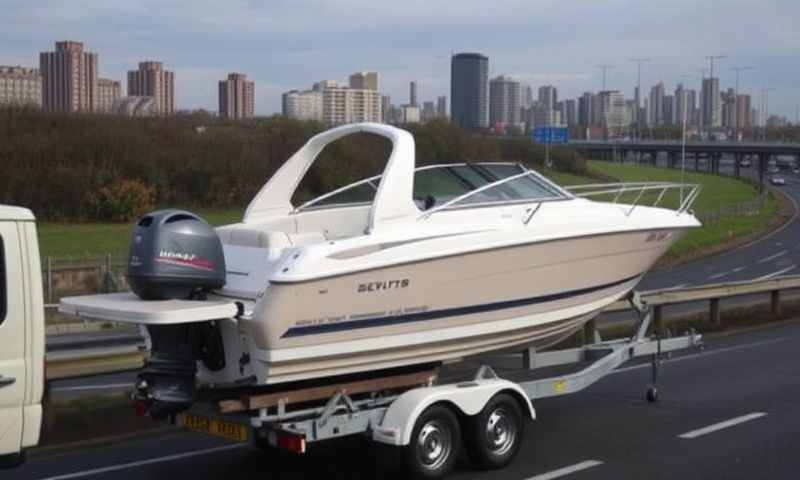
(451, 53, 489, 129)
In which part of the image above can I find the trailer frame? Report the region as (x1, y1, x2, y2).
(177, 291, 703, 476)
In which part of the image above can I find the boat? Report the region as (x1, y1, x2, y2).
(60, 122, 701, 416)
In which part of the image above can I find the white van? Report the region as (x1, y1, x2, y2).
(0, 205, 44, 468)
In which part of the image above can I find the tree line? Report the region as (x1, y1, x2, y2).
(0, 107, 587, 222)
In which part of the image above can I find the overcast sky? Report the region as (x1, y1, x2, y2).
(3, 0, 798, 117)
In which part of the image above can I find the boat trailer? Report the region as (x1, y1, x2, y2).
(177, 292, 703, 478)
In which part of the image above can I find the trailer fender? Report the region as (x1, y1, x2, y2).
(372, 379, 535, 446)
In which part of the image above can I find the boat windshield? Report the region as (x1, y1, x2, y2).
(296, 163, 568, 212)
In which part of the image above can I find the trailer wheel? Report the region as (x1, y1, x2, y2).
(466, 393, 523, 470)
(403, 405, 461, 479)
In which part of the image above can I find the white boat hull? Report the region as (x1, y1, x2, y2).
(232, 226, 685, 385)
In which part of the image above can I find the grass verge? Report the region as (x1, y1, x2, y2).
(38, 208, 243, 258)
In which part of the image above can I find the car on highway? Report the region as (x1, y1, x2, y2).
(793, 167, 800, 175)
(740, 159, 752, 167)
(770, 176, 786, 186)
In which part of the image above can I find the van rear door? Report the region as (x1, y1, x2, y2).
(0, 222, 26, 459)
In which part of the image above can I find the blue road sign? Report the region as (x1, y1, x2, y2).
(532, 127, 569, 145)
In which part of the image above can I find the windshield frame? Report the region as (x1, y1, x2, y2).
(292, 162, 572, 214)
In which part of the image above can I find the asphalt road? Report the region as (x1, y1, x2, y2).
(14, 319, 800, 479)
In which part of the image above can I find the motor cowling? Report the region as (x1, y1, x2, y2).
(127, 210, 226, 300)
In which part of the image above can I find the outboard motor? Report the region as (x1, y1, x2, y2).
(128, 209, 226, 300)
(127, 210, 228, 418)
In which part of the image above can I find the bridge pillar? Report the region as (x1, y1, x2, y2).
(694, 152, 699, 171)
(758, 153, 766, 192)
(734, 153, 741, 177)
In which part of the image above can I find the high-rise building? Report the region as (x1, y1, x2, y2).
(127, 61, 175, 115)
(721, 88, 736, 128)
(663, 95, 675, 126)
(565, 99, 577, 127)
(320, 82, 382, 125)
(349, 71, 378, 91)
(381, 95, 392, 123)
(523, 85, 534, 108)
(409, 81, 418, 107)
(633, 86, 641, 127)
(284, 74, 382, 125)
(422, 101, 436, 122)
(96, 78, 120, 113)
(436, 95, 447, 118)
(218, 73, 255, 119)
(598, 90, 627, 135)
(450, 52, 489, 129)
(489, 75, 522, 131)
(400, 105, 420, 124)
(40, 41, 98, 112)
(701, 77, 721, 128)
(736, 94, 752, 129)
(282, 88, 323, 121)
(538, 85, 558, 111)
(578, 92, 594, 127)
(0, 66, 41, 106)
(648, 82, 665, 126)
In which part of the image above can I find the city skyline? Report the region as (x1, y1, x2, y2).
(1, 0, 797, 117)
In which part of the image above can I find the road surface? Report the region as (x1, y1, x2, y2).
(14, 319, 800, 479)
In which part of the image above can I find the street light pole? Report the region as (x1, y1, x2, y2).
(630, 58, 651, 141)
(596, 64, 615, 91)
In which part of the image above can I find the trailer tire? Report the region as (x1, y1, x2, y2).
(403, 404, 461, 479)
(465, 393, 523, 470)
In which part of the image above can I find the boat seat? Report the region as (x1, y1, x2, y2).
(217, 226, 292, 250)
(217, 227, 327, 250)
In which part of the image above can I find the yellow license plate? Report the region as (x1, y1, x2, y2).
(180, 413, 249, 442)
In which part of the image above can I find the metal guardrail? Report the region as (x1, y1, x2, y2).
(46, 345, 145, 380)
(598, 275, 800, 335)
(47, 275, 800, 381)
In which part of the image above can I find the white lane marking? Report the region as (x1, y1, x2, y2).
(678, 412, 767, 439)
(755, 265, 797, 281)
(667, 283, 690, 290)
(612, 337, 788, 374)
(758, 250, 788, 263)
(732, 266, 746, 273)
(51, 383, 131, 392)
(37, 444, 247, 480)
(708, 271, 729, 280)
(527, 460, 604, 480)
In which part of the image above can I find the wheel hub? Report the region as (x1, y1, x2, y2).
(485, 408, 516, 455)
(417, 420, 452, 470)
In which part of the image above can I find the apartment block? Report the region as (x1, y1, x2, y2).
(128, 61, 175, 115)
(349, 71, 378, 91)
(282, 89, 323, 121)
(219, 73, 255, 119)
(40, 41, 98, 112)
(0, 66, 41, 106)
(97, 78, 121, 113)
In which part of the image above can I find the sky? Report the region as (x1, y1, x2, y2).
(2, 0, 798, 118)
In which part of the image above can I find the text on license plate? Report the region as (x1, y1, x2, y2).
(180, 413, 248, 442)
